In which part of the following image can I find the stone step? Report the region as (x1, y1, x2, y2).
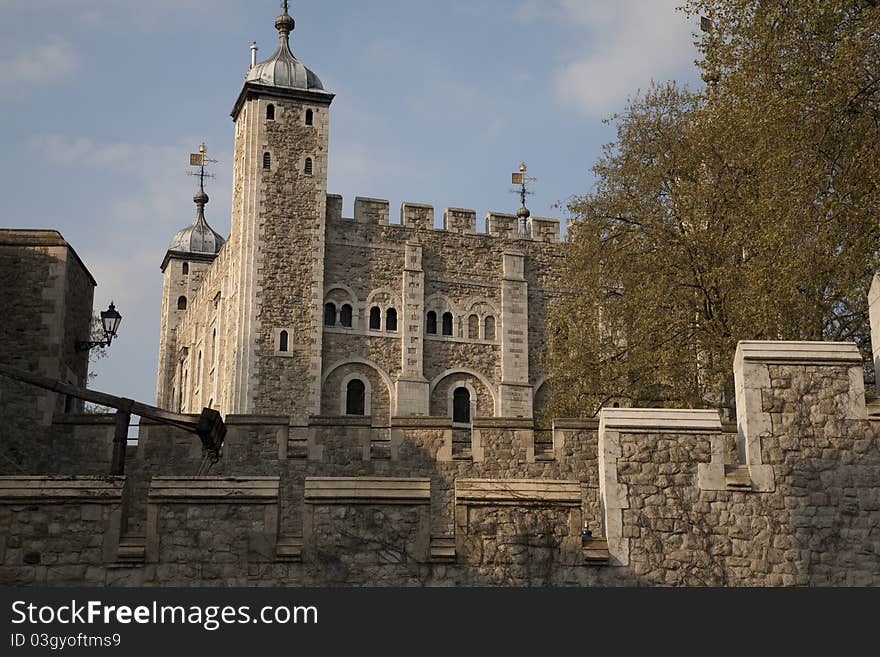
(724, 465, 752, 490)
(581, 537, 610, 565)
(276, 536, 303, 563)
(116, 535, 146, 563)
(430, 536, 456, 563)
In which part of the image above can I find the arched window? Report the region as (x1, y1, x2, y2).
(442, 312, 453, 336)
(324, 302, 337, 326)
(266, 104, 275, 120)
(453, 387, 471, 424)
(304, 158, 313, 175)
(340, 304, 353, 328)
(468, 314, 479, 339)
(386, 308, 398, 332)
(263, 152, 271, 170)
(346, 379, 366, 416)
(182, 262, 189, 275)
(369, 307, 381, 330)
(177, 296, 187, 311)
(426, 311, 437, 335)
(484, 316, 496, 341)
(305, 109, 314, 126)
(279, 330, 289, 352)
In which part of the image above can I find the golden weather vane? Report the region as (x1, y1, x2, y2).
(511, 162, 537, 233)
(187, 143, 219, 192)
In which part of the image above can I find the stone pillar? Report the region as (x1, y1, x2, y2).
(499, 250, 532, 418)
(396, 241, 429, 415)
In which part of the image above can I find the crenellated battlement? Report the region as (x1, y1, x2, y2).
(326, 194, 561, 243)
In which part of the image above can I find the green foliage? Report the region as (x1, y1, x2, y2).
(547, 0, 880, 417)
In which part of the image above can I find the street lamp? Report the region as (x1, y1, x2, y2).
(75, 302, 123, 352)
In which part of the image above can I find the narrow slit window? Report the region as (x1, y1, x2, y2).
(386, 308, 398, 332)
(484, 316, 496, 341)
(340, 304, 353, 328)
(279, 330, 289, 352)
(369, 307, 381, 330)
(304, 158, 313, 175)
(263, 152, 271, 170)
(426, 311, 437, 335)
(182, 262, 189, 275)
(468, 314, 479, 339)
(324, 303, 337, 326)
(266, 104, 275, 120)
(442, 312, 453, 336)
(177, 296, 188, 311)
(346, 379, 366, 416)
(305, 109, 314, 126)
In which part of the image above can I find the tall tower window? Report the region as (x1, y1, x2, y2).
(386, 308, 398, 332)
(468, 314, 479, 339)
(484, 316, 496, 341)
(182, 262, 189, 275)
(305, 109, 314, 126)
(346, 379, 366, 416)
(177, 296, 188, 311)
(279, 330, 289, 352)
(426, 311, 437, 335)
(442, 312, 453, 336)
(263, 152, 271, 170)
(453, 387, 471, 424)
(266, 104, 275, 121)
(304, 158, 313, 175)
(369, 307, 381, 331)
(324, 303, 337, 326)
(340, 304, 353, 328)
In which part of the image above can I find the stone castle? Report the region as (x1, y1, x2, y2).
(0, 4, 878, 587)
(156, 3, 564, 433)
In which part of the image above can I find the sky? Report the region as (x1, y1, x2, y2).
(0, 0, 703, 408)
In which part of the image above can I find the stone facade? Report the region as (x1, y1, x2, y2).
(2, 341, 878, 586)
(0, 230, 96, 473)
(155, 10, 565, 429)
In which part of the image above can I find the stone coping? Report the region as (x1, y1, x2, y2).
(304, 477, 431, 504)
(224, 415, 290, 426)
(455, 479, 582, 506)
(390, 417, 453, 429)
(148, 477, 279, 503)
(599, 408, 722, 433)
(309, 416, 373, 427)
(553, 418, 600, 430)
(472, 418, 534, 430)
(735, 341, 863, 365)
(0, 476, 124, 502)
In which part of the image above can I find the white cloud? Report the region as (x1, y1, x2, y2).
(516, 0, 699, 116)
(0, 37, 80, 87)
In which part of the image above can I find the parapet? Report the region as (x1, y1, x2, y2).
(531, 217, 561, 243)
(401, 202, 434, 229)
(443, 208, 477, 234)
(487, 212, 518, 239)
(325, 194, 561, 243)
(354, 197, 389, 224)
(326, 194, 343, 222)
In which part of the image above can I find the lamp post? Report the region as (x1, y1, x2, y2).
(75, 302, 123, 353)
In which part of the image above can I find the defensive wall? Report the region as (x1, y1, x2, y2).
(2, 341, 878, 586)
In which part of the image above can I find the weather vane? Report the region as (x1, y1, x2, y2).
(511, 162, 537, 233)
(187, 143, 219, 192)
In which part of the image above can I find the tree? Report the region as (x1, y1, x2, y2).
(546, 0, 880, 418)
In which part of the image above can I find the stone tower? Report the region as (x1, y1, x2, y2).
(226, 2, 335, 420)
(157, 184, 225, 410)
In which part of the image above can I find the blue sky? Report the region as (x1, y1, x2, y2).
(0, 0, 702, 407)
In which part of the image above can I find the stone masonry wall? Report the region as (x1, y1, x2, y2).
(4, 342, 879, 586)
(0, 231, 95, 474)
